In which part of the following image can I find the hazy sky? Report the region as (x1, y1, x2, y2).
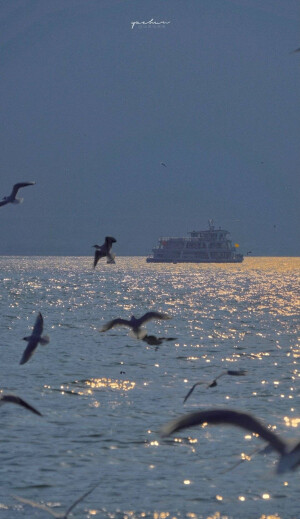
(1, 0, 299, 256)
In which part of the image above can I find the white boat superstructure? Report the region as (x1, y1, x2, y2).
(147, 220, 243, 263)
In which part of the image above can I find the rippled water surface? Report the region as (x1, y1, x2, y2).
(0, 256, 299, 519)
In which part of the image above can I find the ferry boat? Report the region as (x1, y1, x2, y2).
(146, 220, 243, 263)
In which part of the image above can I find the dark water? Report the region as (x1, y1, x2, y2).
(0, 257, 299, 519)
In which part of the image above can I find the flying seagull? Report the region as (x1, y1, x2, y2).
(142, 334, 177, 346)
(100, 311, 171, 339)
(20, 312, 50, 365)
(13, 481, 100, 518)
(93, 236, 117, 268)
(160, 408, 300, 473)
(0, 392, 42, 416)
(160, 162, 167, 167)
(0, 182, 35, 207)
(183, 370, 247, 403)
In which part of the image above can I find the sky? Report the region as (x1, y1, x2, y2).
(0, 0, 299, 256)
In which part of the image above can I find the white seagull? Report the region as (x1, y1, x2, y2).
(20, 312, 50, 365)
(160, 408, 300, 473)
(0, 392, 42, 416)
(183, 370, 247, 403)
(13, 481, 100, 518)
(100, 311, 171, 339)
(0, 182, 35, 207)
(93, 236, 117, 268)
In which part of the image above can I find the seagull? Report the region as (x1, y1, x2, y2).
(0, 392, 42, 416)
(0, 182, 35, 207)
(183, 370, 247, 403)
(160, 162, 167, 167)
(20, 312, 50, 365)
(13, 481, 100, 518)
(100, 311, 171, 339)
(142, 334, 177, 346)
(93, 236, 116, 268)
(160, 408, 300, 473)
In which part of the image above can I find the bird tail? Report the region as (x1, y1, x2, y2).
(39, 335, 50, 346)
(130, 327, 147, 339)
(107, 253, 116, 264)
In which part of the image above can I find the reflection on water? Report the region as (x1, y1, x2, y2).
(0, 257, 299, 518)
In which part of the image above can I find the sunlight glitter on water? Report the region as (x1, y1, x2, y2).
(0, 256, 299, 519)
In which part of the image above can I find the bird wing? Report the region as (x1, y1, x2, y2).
(20, 339, 39, 365)
(0, 199, 8, 207)
(12, 495, 62, 517)
(64, 482, 100, 517)
(139, 312, 170, 325)
(183, 382, 205, 403)
(220, 445, 264, 474)
(226, 369, 247, 377)
(160, 408, 287, 454)
(207, 370, 247, 387)
(32, 312, 44, 337)
(1, 394, 42, 416)
(100, 318, 131, 332)
(10, 182, 35, 199)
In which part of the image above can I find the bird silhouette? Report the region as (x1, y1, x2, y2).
(20, 312, 50, 365)
(13, 481, 100, 518)
(0, 182, 35, 207)
(100, 312, 171, 339)
(183, 370, 247, 403)
(93, 236, 116, 268)
(161, 408, 300, 473)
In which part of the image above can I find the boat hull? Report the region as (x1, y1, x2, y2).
(146, 257, 244, 263)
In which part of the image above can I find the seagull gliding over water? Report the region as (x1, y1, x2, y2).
(13, 481, 100, 518)
(100, 312, 171, 339)
(161, 408, 300, 474)
(183, 370, 247, 403)
(20, 312, 50, 365)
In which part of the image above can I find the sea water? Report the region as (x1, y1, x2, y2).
(0, 256, 299, 519)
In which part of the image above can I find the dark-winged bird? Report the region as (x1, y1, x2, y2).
(0, 392, 42, 416)
(20, 312, 50, 365)
(183, 370, 247, 403)
(161, 408, 300, 474)
(142, 334, 177, 346)
(93, 236, 116, 268)
(0, 182, 35, 207)
(100, 311, 171, 339)
(13, 481, 100, 518)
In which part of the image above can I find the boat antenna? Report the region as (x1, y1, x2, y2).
(208, 219, 214, 230)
